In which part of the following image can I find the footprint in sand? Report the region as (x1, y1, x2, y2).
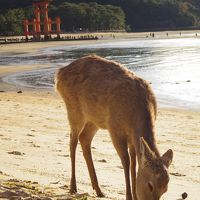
(98, 159, 107, 163)
(170, 172, 186, 177)
(58, 154, 69, 157)
(2, 137, 11, 141)
(7, 151, 25, 156)
(31, 143, 40, 148)
(27, 134, 35, 137)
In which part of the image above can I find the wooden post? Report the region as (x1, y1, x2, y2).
(34, 4, 41, 38)
(33, 19, 37, 39)
(48, 18, 52, 33)
(42, 1, 50, 40)
(23, 19, 29, 41)
(56, 16, 61, 39)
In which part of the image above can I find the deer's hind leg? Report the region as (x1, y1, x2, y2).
(79, 122, 104, 197)
(67, 106, 85, 194)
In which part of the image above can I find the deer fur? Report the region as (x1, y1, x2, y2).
(55, 55, 173, 200)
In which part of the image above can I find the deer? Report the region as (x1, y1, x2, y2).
(55, 55, 173, 200)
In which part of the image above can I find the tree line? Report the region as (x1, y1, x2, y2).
(0, 1, 125, 35)
(0, 0, 200, 35)
(49, 2, 125, 32)
(84, 0, 200, 31)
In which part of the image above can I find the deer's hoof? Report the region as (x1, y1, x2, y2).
(69, 188, 77, 194)
(97, 191, 105, 198)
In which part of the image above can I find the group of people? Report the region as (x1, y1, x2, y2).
(0, 34, 99, 44)
(145, 31, 199, 38)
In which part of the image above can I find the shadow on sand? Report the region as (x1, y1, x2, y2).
(0, 178, 93, 200)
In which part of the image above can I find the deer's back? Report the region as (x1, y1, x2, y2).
(56, 55, 157, 129)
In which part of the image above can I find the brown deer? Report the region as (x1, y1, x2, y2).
(55, 55, 173, 200)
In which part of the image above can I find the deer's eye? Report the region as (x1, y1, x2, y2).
(148, 182, 154, 192)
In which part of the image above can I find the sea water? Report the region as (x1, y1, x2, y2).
(1, 38, 200, 110)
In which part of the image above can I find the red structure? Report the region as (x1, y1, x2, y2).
(23, 0, 61, 41)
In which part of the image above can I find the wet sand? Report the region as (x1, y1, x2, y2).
(0, 32, 200, 199)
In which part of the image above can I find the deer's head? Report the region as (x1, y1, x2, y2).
(136, 138, 173, 200)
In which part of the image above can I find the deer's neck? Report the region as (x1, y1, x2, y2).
(143, 133, 160, 157)
(137, 106, 160, 159)
(134, 129, 160, 161)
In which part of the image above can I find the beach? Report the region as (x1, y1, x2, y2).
(0, 32, 200, 199)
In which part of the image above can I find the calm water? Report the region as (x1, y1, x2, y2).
(1, 38, 200, 110)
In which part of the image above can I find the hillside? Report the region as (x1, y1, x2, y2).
(0, 0, 200, 35)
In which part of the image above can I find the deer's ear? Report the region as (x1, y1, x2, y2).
(139, 137, 154, 167)
(161, 149, 173, 168)
(140, 137, 146, 158)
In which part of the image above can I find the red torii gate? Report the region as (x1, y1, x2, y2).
(23, 0, 61, 41)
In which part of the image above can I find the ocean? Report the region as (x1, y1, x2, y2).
(1, 38, 200, 110)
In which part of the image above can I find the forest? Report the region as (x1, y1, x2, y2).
(0, 0, 200, 35)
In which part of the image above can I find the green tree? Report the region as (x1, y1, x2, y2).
(0, 9, 23, 35)
(51, 2, 125, 32)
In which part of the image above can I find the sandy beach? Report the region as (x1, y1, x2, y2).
(0, 32, 200, 199)
(1, 30, 200, 54)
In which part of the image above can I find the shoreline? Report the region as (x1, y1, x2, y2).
(1, 32, 200, 111)
(1, 30, 200, 55)
(1, 68, 200, 112)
